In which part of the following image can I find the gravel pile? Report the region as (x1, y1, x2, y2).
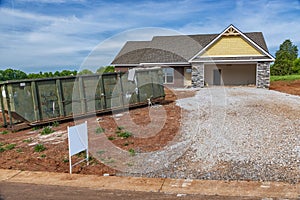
(141, 87, 300, 183)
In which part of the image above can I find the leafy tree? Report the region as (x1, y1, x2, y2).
(78, 69, 93, 75)
(293, 58, 300, 74)
(96, 66, 115, 74)
(0, 68, 28, 81)
(271, 39, 298, 75)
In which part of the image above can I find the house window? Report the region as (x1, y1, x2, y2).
(163, 68, 174, 84)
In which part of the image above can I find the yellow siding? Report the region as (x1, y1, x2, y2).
(201, 35, 263, 56)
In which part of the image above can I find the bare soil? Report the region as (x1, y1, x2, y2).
(270, 79, 300, 96)
(0, 89, 195, 176)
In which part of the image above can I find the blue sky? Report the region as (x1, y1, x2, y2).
(0, 0, 299, 73)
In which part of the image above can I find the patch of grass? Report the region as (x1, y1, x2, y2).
(127, 162, 134, 167)
(97, 150, 106, 155)
(128, 148, 136, 156)
(63, 158, 69, 163)
(34, 144, 46, 152)
(16, 148, 23, 153)
(32, 126, 41, 131)
(117, 131, 132, 139)
(95, 127, 105, 134)
(0, 147, 5, 152)
(23, 138, 33, 143)
(270, 74, 300, 82)
(5, 143, 16, 150)
(0, 142, 4, 146)
(40, 154, 46, 158)
(40, 126, 54, 135)
(0, 130, 8, 135)
(52, 121, 59, 127)
(108, 136, 115, 140)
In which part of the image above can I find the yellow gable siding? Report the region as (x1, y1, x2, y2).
(201, 35, 263, 56)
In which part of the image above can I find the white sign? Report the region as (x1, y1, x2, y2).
(67, 121, 89, 174)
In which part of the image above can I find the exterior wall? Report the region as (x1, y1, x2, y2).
(256, 62, 270, 88)
(184, 67, 192, 86)
(115, 67, 129, 72)
(167, 67, 184, 88)
(204, 64, 256, 86)
(192, 63, 204, 87)
(202, 35, 263, 56)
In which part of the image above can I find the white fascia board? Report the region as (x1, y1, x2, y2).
(139, 62, 190, 66)
(191, 59, 275, 63)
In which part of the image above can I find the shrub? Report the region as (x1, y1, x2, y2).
(34, 144, 46, 152)
(23, 138, 33, 143)
(40, 126, 54, 135)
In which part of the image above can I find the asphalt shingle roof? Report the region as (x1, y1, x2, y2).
(111, 32, 270, 65)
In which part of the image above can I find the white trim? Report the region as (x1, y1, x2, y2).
(113, 64, 140, 67)
(199, 54, 267, 58)
(188, 24, 275, 62)
(191, 59, 274, 63)
(140, 62, 190, 66)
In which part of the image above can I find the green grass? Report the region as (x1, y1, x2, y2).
(23, 138, 33, 143)
(128, 148, 136, 156)
(108, 136, 115, 140)
(95, 127, 105, 134)
(117, 131, 132, 139)
(270, 74, 300, 82)
(34, 144, 46, 152)
(40, 126, 54, 135)
(5, 143, 16, 150)
(0, 130, 8, 135)
(52, 121, 59, 127)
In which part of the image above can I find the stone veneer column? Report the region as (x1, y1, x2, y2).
(256, 62, 270, 88)
(192, 63, 204, 88)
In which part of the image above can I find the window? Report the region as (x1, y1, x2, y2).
(163, 68, 174, 84)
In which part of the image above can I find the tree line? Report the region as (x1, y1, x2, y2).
(271, 39, 300, 75)
(0, 66, 115, 82)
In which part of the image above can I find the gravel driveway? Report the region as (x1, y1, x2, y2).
(147, 87, 300, 183)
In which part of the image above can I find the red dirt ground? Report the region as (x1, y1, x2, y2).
(0, 89, 195, 176)
(269, 79, 300, 96)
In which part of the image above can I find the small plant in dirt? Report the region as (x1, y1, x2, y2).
(117, 131, 132, 139)
(34, 144, 46, 152)
(40, 154, 46, 158)
(0, 130, 8, 135)
(0, 147, 5, 152)
(16, 148, 23, 153)
(32, 126, 41, 131)
(5, 143, 16, 150)
(52, 121, 59, 127)
(23, 138, 33, 143)
(108, 136, 115, 140)
(40, 126, 54, 135)
(128, 148, 136, 156)
(95, 127, 105, 134)
(63, 158, 69, 163)
(116, 126, 124, 131)
(97, 150, 105, 155)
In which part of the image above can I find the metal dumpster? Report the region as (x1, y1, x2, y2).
(0, 68, 165, 129)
